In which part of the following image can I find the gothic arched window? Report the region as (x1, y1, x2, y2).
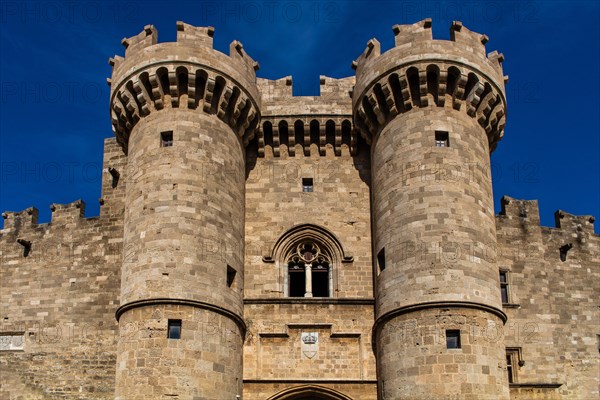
(287, 241, 331, 298)
(263, 224, 354, 299)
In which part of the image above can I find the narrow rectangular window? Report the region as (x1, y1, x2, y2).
(435, 130, 449, 147)
(505, 348, 521, 383)
(167, 319, 181, 339)
(506, 353, 514, 383)
(227, 265, 237, 288)
(288, 263, 306, 297)
(377, 248, 386, 273)
(446, 329, 461, 349)
(302, 178, 313, 192)
(499, 270, 509, 304)
(161, 131, 173, 147)
(311, 264, 330, 297)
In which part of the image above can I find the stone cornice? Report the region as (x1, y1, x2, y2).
(116, 298, 246, 334)
(374, 300, 508, 333)
(244, 298, 374, 305)
(353, 60, 506, 152)
(110, 62, 260, 152)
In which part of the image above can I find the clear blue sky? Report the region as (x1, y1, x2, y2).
(1, 0, 598, 231)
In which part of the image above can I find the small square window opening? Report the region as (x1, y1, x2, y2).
(446, 329, 461, 349)
(161, 131, 173, 147)
(302, 178, 313, 192)
(435, 130, 449, 147)
(167, 319, 181, 339)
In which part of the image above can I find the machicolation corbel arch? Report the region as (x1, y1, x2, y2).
(109, 19, 508, 158)
(109, 22, 261, 152)
(352, 19, 507, 151)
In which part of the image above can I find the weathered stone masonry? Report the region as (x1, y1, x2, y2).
(1, 19, 598, 400)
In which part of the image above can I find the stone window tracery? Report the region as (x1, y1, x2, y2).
(265, 223, 353, 299)
(287, 241, 331, 298)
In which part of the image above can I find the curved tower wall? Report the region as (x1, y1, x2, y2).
(109, 22, 259, 399)
(353, 20, 509, 399)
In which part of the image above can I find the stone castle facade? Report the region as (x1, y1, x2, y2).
(1, 19, 598, 400)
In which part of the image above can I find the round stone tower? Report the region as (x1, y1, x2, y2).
(353, 20, 509, 399)
(109, 22, 259, 399)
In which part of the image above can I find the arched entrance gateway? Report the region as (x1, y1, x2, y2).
(267, 385, 354, 400)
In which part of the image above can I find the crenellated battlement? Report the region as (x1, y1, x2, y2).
(175, 22, 214, 48)
(256, 76, 355, 157)
(497, 195, 598, 236)
(109, 22, 261, 152)
(49, 200, 86, 224)
(110, 22, 259, 80)
(1, 137, 125, 235)
(554, 210, 596, 235)
(498, 195, 541, 223)
(353, 19, 503, 84)
(1, 201, 90, 233)
(258, 76, 293, 99)
(120, 24, 157, 56)
(392, 18, 433, 46)
(352, 19, 507, 152)
(258, 75, 354, 105)
(1, 207, 38, 232)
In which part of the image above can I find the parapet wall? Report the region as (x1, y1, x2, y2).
(258, 75, 354, 115)
(1, 138, 126, 232)
(109, 22, 261, 152)
(0, 140, 127, 400)
(497, 195, 597, 237)
(352, 19, 507, 151)
(256, 76, 356, 157)
(495, 195, 599, 398)
(353, 19, 505, 98)
(111, 22, 259, 95)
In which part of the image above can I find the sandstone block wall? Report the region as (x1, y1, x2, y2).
(496, 197, 599, 399)
(119, 109, 245, 314)
(371, 108, 500, 315)
(377, 308, 508, 399)
(0, 138, 126, 399)
(115, 305, 243, 399)
(244, 145, 372, 299)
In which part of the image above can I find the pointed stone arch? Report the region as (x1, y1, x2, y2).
(267, 384, 354, 400)
(263, 224, 353, 298)
(263, 223, 353, 265)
